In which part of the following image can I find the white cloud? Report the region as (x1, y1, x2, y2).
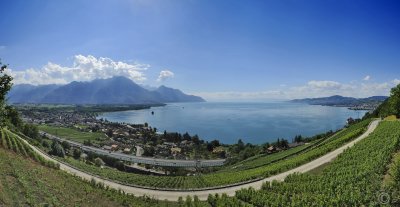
(9, 55, 149, 85)
(363, 75, 371, 81)
(194, 79, 399, 101)
(307, 80, 342, 89)
(157, 70, 174, 82)
(393, 79, 400, 85)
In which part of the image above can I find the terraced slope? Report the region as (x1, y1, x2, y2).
(0, 128, 59, 169)
(0, 129, 174, 207)
(233, 120, 400, 206)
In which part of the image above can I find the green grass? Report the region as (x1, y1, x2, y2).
(38, 124, 108, 144)
(75, 124, 89, 129)
(385, 115, 397, 121)
(306, 162, 330, 175)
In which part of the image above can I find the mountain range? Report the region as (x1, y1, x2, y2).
(291, 95, 388, 106)
(7, 76, 205, 104)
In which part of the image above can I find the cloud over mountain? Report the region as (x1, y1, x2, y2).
(9, 55, 149, 85)
(7, 76, 205, 104)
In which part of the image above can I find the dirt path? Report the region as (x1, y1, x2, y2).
(19, 120, 380, 201)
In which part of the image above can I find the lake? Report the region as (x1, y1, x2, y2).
(97, 102, 368, 144)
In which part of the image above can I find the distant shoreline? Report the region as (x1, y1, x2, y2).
(11, 103, 167, 113)
(97, 102, 368, 145)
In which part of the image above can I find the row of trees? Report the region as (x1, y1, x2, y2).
(162, 130, 203, 145)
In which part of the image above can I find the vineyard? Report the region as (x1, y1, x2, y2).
(0, 133, 180, 207)
(231, 121, 400, 206)
(220, 139, 316, 172)
(220, 126, 347, 172)
(60, 119, 372, 189)
(0, 128, 59, 169)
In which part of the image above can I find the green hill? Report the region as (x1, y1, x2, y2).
(365, 84, 400, 119)
(0, 129, 173, 207)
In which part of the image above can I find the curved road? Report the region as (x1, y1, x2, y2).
(19, 120, 380, 201)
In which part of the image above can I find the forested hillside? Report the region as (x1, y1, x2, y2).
(365, 84, 400, 118)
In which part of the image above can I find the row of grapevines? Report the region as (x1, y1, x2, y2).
(235, 121, 400, 206)
(0, 129, 59, 169)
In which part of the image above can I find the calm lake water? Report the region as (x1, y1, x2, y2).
(97, 102, 368, 144)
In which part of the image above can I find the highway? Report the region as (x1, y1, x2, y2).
(39, 131, 225, 167)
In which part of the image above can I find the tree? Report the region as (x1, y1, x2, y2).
(41, 140, 50, 148)
(94, 157, 105, 167)
(114, 160, 125, 171)
(5, 106, 23, 129)
(23, 124, 39, 139)
(178, 197, 184, 207)
(0, 60, 13, 127)
(83, 139, 92, 146)
(106, 129, 113, 137)
(192, 136, 200, 145)
(373, 84, 400, 118)
(207, 194, 216, 207)
(72, 148, 82, 159)
(61, 141, 71, 150)
(143, 146, 155, 157)
(183, 132, 191, 140)
(185, 195, 192, 207)
(294, 135, 303, 143)
(237, 139, 245, 152)
(193, 195, 200, 207)
(280, 139, 289, 149)
(207, 139, 220, 151)
(50, 141, 65, 157)
(389, 84, 400, 117)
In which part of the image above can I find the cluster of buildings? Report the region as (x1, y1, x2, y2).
(20, 108, 212, 160)
(22, 110, 95, 126)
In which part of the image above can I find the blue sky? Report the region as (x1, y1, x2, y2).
(1, 0, 399, 100)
